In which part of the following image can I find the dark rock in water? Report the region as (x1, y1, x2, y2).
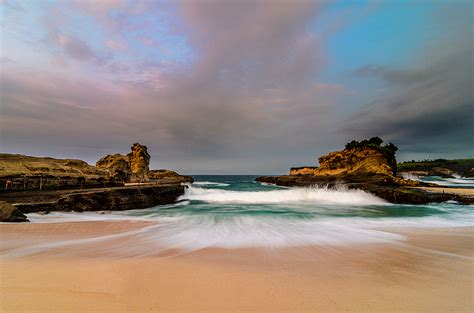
(11, 185, 186, 214)
(0, 201, 29, 222)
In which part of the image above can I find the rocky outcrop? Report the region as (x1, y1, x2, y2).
(290, 144, 395, 177)
(149, 169, 194, 183)
(96, 144, 191, 184)
(315, 147, 394, 176)
(0, 201, 28, 222)
(7, 185, 186, 214)
(256, 174, 472, 205)
(128, 143, 150, 182)
(96, 154, 131, 182)
(96, 143, 151, 183)
(257, 138, 473, 205)
(289, 167, 318, 175)
(0, 154, 111, 190)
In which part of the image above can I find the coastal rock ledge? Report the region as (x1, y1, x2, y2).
(0, 143, 192, 222)
(257, 138, 473, 205)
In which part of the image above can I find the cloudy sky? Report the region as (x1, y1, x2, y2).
(1, 0, 472, 174)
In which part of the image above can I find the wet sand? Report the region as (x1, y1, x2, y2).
(1, 221, 473, 312)
(416, 186, 474, 196)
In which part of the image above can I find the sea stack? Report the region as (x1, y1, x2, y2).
(96, 143, 151, 183)
(128, 143, 151, 182)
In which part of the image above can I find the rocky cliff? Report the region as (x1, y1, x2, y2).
(0, 154, 111, 190)
(290, 146, 395, 177)
(315, 146, 395, 176)
(257, 138, 473, 205)
(96, 154, 131, 182)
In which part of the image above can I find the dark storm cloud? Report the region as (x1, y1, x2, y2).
(344, 46, 473, 157)
(343, 3, 473, 159)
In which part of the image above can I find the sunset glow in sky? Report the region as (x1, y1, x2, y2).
(1, 0, 472, 173)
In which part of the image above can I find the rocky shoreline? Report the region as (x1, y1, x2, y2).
(0, 143, 192, 222)
(0, 184, 186, 222)
(256, 173, 473, 205)
(257, 138, 474, 205)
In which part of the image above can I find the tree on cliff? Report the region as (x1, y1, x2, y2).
(345, 137, 398, 173)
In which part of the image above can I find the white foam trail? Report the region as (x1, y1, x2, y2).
(193, 181, 230, 187)
(179, 186, 387, 205)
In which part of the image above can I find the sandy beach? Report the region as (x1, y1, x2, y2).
(416, 186, 474, 196)
(1, 221, 473, 312)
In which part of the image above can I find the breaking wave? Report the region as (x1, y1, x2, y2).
(179, 185, 387, 205)
(193, 181, 230, 187)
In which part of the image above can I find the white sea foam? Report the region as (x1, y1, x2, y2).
(193, 181, 231, 187)
(179, 186, 387, 205)
(402, 173, 474, 187)
(5, 183, 471, 258)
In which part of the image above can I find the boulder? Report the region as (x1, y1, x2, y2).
(0, 201, 28, 222)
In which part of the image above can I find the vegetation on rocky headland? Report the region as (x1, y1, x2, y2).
(258, 138, 473, 205)
(398, 159, 474, 178)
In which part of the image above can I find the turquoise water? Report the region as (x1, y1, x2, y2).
(27, 175, 473, 249)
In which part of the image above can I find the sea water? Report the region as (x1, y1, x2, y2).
(23, 175, 473, 253)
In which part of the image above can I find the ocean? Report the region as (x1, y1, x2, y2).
(25, 175, 474, 252)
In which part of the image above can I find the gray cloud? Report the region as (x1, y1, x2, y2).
(1, 1, 344, 173)
(2, 1, 471, 173)
(345, 47, 472, 158)
(342, 4, 473, 160)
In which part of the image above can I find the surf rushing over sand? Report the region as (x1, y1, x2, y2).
(2, 175, 472, 259)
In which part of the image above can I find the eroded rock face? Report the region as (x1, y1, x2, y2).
(315, 147, 395, 176)
(289, 167, 318, 175)
(0, 154, 109, 190)
(149, 169, 194, 183)
(128, 143, 150, 182)
(96, 154, 131, 182)
(0, 201, 28, 222)
(289, 147, 395, 177)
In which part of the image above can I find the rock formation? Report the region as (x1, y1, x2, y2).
(0, 143, 194, 222)
(257, 138, 473, 205)
(149, 169, 194, 183)
(290, 147, 395, 177)
(0, 201, 28, 222)
(0, 154, 110, 190)
(128, 143, 150, 182)
(96, 143, 151, 183)
(9, 185, 186, 215)
(96, 154, 131, 182)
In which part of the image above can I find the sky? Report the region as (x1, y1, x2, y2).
(0, 0, 472, 174)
